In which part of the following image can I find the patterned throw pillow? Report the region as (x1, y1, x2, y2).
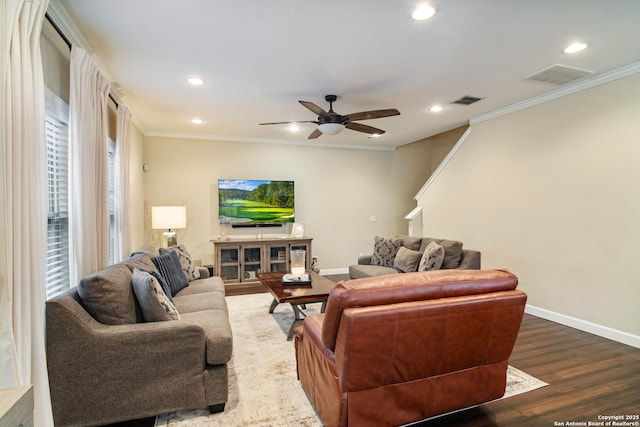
(159, 245, 200, 281)
(418, 241, 445, 271)
(147, 270, 174, 303)
(131, 269, 180, 322)
(370, 236, 402, 267)
(152, 250, 189, 296)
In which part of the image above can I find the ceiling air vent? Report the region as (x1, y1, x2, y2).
(452, 95, 484, 105)
(524, 64, 595, 85)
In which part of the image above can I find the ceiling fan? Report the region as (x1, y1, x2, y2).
(259, 95, 400, 139)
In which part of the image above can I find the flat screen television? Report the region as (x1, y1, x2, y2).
(218, 179, 295, 227)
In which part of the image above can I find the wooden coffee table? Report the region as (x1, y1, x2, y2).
(257, 271, 336, 340)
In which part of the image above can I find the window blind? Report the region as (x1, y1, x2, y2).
(45, 109, 70, 299)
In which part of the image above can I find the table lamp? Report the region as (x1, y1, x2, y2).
(152, 206, 186, 247)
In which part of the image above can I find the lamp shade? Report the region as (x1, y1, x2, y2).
(152, 206, 186, 230)
(317, 123, 345, 135)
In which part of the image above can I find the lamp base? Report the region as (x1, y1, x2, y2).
(163, 231, 177, 247)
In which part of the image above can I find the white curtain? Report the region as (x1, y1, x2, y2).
(68, 46, 111, 285)
(114, 105, 132, 261)
(0, 0, 54, 425)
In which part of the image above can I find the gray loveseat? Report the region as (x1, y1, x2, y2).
(46, 247, 232, 427)
(349, 235, 481, 279)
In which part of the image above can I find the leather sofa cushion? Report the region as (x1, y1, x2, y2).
(322, 269, 518, 350)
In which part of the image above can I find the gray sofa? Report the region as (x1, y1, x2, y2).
(46, 247, 232, 427)
(349, 235, 481, 279)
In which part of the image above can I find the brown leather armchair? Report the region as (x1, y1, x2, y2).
(294, 269, 527, 427)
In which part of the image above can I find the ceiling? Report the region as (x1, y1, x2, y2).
(55, 0, 640, 149)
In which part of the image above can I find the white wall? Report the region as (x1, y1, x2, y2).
(142, 137, 398, 270)
(141, 129, 463, 271)
(417, 72, 640, 343)
(390, 126, 468, 232)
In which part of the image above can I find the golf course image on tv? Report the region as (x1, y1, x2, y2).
(218, 179, 295, 225)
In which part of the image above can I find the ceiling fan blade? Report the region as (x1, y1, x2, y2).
(307, 128, 323, 139)
(259, 121, 317, 125)
(345, 122, 386, 135)
(344, 109, 400, 121)
(299, 101, 329, 117)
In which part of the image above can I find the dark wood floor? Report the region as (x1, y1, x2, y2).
(416, 313, 640, 426)
(105, 275, 640, 426)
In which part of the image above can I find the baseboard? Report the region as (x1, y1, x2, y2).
(319, 267, 349, 276)
(525, 304, 640, 349)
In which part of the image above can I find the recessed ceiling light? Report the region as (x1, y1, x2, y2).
(187, 77, 205, 86)
(191, 118, 203, 124)
(288, 123, 300, 133)
(369, 133, 382, 139)
(564, 42, 588, 54)
(430, 105, 444, 113)
(412, 4, 435, 21)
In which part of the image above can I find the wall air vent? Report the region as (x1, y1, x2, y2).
(524, 64, 595, 85)
(452, 95, 484, 105)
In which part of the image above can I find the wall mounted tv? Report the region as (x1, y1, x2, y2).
(218, 179, 295, 228)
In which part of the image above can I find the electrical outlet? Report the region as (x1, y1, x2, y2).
(369, 215, 377, 222)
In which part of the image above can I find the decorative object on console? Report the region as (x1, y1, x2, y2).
(290, 222, 304, 238)
(152, 205, 186, 246)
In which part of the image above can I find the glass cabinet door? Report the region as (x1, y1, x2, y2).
(242, 245, 262, 281)
(267, 244, 289, 273)
(219, 246, 240, 283)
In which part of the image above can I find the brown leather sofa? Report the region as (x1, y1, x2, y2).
(294, 269, 526, 427)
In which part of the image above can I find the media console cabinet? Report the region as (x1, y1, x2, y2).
(211, 236, 312, 285)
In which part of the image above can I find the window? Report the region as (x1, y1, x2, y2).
(45, 88, 70, 299)
(44, 88, 119, 298)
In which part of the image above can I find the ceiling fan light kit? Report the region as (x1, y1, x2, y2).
(318, 122, 345, 135)
(259, 94, 400, 140)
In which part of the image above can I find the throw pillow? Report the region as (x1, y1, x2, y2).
(131, 269, 180, 322)
(418, 241, 445, 271)
(159, 244, 200, 281)
(395, 235, 423, 251)
(147, 270, 174, 303)
(419, 238, 463, 269)
(370, 236, 402, 267)
(77, 263, 137, 325)
(393, 246, 423, 273)
(152, 250, 189, 296)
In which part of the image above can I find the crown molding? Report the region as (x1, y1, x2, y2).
(144, 132, 396, 152)
(471, 61, 640, 125)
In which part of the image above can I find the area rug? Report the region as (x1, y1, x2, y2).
(155, 292, 547, 427)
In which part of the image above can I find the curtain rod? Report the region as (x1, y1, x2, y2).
(44, 12, 119, 109)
